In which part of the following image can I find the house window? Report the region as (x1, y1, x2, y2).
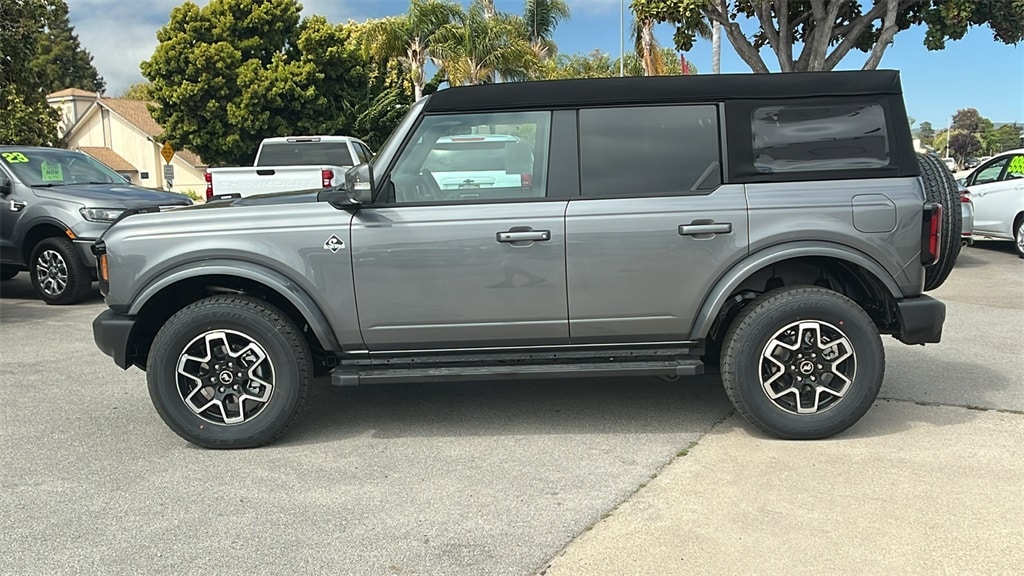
(140, 171, 149, 180)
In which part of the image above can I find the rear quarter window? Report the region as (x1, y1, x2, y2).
(752, 103, 889, 173)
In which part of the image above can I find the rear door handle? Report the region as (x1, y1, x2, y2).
(497, 230, 550, 243)
(678, 222, 731, 236)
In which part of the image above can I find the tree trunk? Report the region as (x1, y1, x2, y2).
(641, 19, 655, 76)
(712, 20, 721, 74)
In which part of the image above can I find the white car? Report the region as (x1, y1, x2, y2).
(941, 157, 957, 172)
(961, 148, 1024, 258)
(422, 134, 535, 194)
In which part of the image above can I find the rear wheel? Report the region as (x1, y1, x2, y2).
(721, 287, 884, 439)
(147, 295, 312, 449)
(1015, 215, 1024, 259)
(916, 153, 962, 290)
(29, 237, 93, 305)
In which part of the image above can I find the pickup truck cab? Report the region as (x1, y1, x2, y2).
(204, 135, 373, 200)
(0, 146, 191, 304)
(93, 71, 957, 448)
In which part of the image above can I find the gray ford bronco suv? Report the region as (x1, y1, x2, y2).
(1, 146, 192, 304)
(93, 70, 958, 448)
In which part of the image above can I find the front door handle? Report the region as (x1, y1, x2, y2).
(679, 222, 732, 236)
(497, 230, 551, 243)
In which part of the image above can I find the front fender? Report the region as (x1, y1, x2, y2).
(690, 241, 903, 339)
(127, 259, 341, 351)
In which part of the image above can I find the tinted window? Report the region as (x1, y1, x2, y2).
(389, 111, 550, 204)
(971, 157, 1008, 185)
(578, 105, 721, 197)
(752, 103, 889, 173)
(256, 142, 354, 167)
(0, 149, 123, 186)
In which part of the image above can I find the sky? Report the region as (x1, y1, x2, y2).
(66, 0, 1024, 128)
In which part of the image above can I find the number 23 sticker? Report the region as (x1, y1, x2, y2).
(2, 152, 29, 163)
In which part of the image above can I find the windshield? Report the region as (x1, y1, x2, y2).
(0, 148, 125, 186)
(256, 142, 354, 167)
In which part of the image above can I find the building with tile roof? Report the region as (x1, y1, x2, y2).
(47, 89, 207, 195)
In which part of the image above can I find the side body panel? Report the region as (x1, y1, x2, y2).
(745, 177, 926, 297)
(565, 185, 749, 342)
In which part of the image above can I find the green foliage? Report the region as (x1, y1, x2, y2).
(142, 0, 395, 166)
(948, 131, 981, 160)
(0, 0, 61, 145)
(634, 1, 1024, 73)
(30, 0, 104, 93)
(540, 47, 694, 80)
(917, 121, 936, 146)
(952, 108, 986, 133)
(523, 0, 571, 59)
(432, 1, 538, 85)
(118, 82, 154, 100)
(986, 123, 1023, 154)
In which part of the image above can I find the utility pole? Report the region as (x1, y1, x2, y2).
(620, 0, 625, 77)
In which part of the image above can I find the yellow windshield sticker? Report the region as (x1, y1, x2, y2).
(1, 152, 29, 163)
(1007, 156, 1024, 174)
(40, 161, 64, 182)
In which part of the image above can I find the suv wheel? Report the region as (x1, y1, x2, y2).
(147, 295, 312, 449)
(1015, 215, 1024, 259)
(0, 265, 20, 281)
(721, 287, 884, 439)
(29, 237, 92, 305)
(916, 153, 962, 290)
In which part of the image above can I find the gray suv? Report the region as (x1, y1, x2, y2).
(1, 147, 191, 304)
(92, 71, 956, 448)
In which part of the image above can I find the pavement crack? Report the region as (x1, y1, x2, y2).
(877, 396, 1024, 416)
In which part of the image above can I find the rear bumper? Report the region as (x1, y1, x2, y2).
(895, 295, 945, 345)
(93, 309, 137, 369)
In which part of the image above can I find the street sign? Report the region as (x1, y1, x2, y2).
(161, 141, 175, 163)
(163, 164, 174, 184)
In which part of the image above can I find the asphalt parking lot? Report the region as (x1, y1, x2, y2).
(1, 241, 1021, 575)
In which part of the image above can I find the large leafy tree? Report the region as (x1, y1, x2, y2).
(524, 0, 571, 60)
(630, 0, 1024, 73)
(31, 0, 104, 93)
(431, 1, 537, 86)
(363, 0, 461, 101)
(631, 1, 710, 76)
(1, 0, 59, 145)
(142, 0, 383, 166)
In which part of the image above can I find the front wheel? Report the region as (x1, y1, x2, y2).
(147, 295, 313, 449)
(29, 237, 92, 304)
(1015, 215, 1024, 259)
(721, 287, 884, 440)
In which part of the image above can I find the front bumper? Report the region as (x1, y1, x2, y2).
(895, 295, 945, 345)
(93, 309, 137, 369)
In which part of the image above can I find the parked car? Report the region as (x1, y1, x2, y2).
(959, 148, 1024, 257)
(0, 146, 192, 303)
(963, 157, 980, 170)
(941, 157, 957, 172)
(959, 181, 974, 245)
(93, 70, 953, 448)
(204, 135, 374, 200)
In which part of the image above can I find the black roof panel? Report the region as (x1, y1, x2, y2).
(423, 70, 903, 113)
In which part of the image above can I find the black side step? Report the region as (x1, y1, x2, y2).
(330, 359, 704, 387)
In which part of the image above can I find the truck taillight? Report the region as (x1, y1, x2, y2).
(521, 173, 532, 188)
(205, 172, 213, 200)
(321, 169, 334, 188)
(921, 203, 942, 266)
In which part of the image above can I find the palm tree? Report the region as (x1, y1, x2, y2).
(711, 19, 721, 74)
(632, 16, 663, 76)
(431, 2, 537, 86)
(363, 0, 461, 101)
(523, 0, 570, 61)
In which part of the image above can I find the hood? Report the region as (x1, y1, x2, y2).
(185, 188, 322, 211)
(34, 183, 192, 208)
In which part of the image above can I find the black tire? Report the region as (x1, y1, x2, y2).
(29, 237, 93, 305)
(0, 265, 20, 281)
(147, 295, 312, 449)
(1014, 214, 1024, 259)
(721, 287, 884, 440)
(916, 153, 962, 290)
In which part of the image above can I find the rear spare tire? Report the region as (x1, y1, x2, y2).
(916, 153, 961, 291)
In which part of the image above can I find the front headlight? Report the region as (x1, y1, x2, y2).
(80, 207, 125, 223)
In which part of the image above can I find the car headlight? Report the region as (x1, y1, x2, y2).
(80, 207, 125, 223)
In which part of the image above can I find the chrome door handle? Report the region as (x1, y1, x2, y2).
(497, 230, 550, 243)
(679, 222, 731, 236)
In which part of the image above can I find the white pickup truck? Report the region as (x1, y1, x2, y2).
(204, 135, 374, 200)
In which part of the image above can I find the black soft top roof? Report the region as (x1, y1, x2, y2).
(423, 70, 903, 113)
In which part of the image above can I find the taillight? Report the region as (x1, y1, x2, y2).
(204, 172, 213, 200)
(921, 203, 942, 266)
(321, 169, 334, 188)
(521, 173, 532, 188)
(960, 193, 971, 203)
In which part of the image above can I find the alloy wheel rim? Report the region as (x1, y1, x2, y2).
(35, 249, 68, 297)
(1016, 222, 1024, 253)
(175, 329, 276, 425)
(759, 320, 857, 415)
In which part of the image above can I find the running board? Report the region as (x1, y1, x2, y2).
(330, 358, 704, 387)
